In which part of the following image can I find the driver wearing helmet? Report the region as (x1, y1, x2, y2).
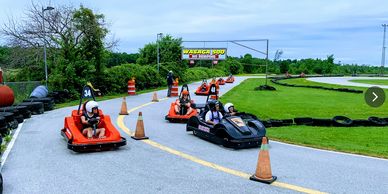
(200, 82, 207, 92)
(224, 102, 238, 116)
(175, 90, 193, 115)
(205, 101, 223, 125)
(81, 101, 106, 139)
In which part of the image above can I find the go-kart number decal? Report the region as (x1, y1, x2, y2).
(83, 88, 92, 97)
(198, 125, 210, 132)
(230, 117, 246, 127)
(210, 87, 216, 93)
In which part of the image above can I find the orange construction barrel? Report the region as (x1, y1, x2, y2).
(171, 78, 179, 97)
(128, 78, 136, 95)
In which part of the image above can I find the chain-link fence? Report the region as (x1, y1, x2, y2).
(4, 81, 41, 104)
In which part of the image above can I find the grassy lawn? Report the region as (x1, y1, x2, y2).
(349, 79, 388, 86)
(220, 78, 388, 158)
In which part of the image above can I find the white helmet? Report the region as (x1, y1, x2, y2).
(85, 101, 98, 113)
(224, 103, 234, 112)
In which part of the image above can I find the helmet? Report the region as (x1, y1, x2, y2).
(85, 101, 98, 113)
(182, 90, 189, 95)
(208, 100, 219, 111)
(224, 103, 234, 112)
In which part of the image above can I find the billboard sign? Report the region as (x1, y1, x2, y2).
(182, 48, 227, 60)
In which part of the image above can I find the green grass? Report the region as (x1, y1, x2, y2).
(349, 79, 388, 86)
(220, 78, 388, 158)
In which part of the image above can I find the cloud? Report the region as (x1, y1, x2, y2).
(1, 0, 388, 65)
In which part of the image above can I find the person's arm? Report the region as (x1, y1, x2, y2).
(81, 116, 88, 125)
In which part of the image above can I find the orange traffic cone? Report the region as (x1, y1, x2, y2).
(119, 97, 129, 115)
(151, 92, 159, 102)
(250, 137, 277, 184)
(131, 112, 149, 140)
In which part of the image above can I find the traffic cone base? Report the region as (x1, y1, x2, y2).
(249, 175, 277, 184)
(119, 97, 129, 115)
(131, 136, 149, 140)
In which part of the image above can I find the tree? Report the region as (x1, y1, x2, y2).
(72, 6, 109, 83)
(137, 35, 182, 65)
(1, 3, 115, 95)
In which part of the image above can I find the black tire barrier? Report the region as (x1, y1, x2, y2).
(18, 102, 44, 115)
(0, 116, 6, 128)
(48, 90, 70, 103)
(269, 119, 283, 127)
(0, 126, 8, 136)
(24, 97, 54, 111)
(15, 114, 24, 124)
(332, 116, 353, 127)
(254, 85, 276, 91)
(0, 112, 18, 129)
(352, 119, 372, 127)
(0, 107, 24, 123)
(368, 117, 388, 126)
(13, 106, 31, 119)
(281, 119, 294, 126)
(261, 120, 272, 128)
(294, 117, 313, 125)
(312, 118, 333, 126)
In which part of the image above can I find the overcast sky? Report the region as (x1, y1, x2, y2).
(1, 0, 388, 65)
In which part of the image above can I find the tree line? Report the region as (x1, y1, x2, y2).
(0, 3, 384, 99)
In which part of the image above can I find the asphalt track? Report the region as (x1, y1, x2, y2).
(308, 76, 388, 88)
(2, 76, 388, 194)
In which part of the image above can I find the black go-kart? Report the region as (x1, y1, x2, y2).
(186, 84, 266, 149)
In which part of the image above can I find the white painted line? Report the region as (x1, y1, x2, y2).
(1, 122, 24, 171)
(272, 140, 388, 162)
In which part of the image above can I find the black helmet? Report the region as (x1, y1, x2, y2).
(208, 100, 219, 111)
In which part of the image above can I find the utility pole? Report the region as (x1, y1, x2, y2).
(42, 6, 54, 88)
(157, 33, 163, 73)
(381, 24, 387, 76)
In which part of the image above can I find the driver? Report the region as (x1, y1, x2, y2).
(224, 102, 238, 116)
(205, 101, 223, 125)
(175, 90, 193, 115)
(81, 101, 106, 139)
(200, 82, 207, 92)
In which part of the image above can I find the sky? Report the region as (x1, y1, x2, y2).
(1, 0, 388, 66)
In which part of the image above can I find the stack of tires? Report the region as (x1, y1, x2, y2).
(23, 97, 54, 111)
(17, 102, 44, 115)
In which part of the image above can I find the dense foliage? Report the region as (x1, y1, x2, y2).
(0, 4, 385, 100)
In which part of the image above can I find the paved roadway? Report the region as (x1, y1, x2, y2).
(2, 76, 388, 193)
(308, 76, 388, 88)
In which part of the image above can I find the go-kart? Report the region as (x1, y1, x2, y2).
(165, 84, 198, 123)
(217, 78, 226, 85)
(186, 85, 266, 149)
(61, 85, 126, 152)
(194, 80, 210, 96)
(226, 75, 235, 83)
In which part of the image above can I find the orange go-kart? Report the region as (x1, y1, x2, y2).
(194, 80, 210, 96)
(61, 85, 126, 152)
(165, 84, 198, 123)
(217, 78, 226, 85)
(226, 75, 235, 83)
